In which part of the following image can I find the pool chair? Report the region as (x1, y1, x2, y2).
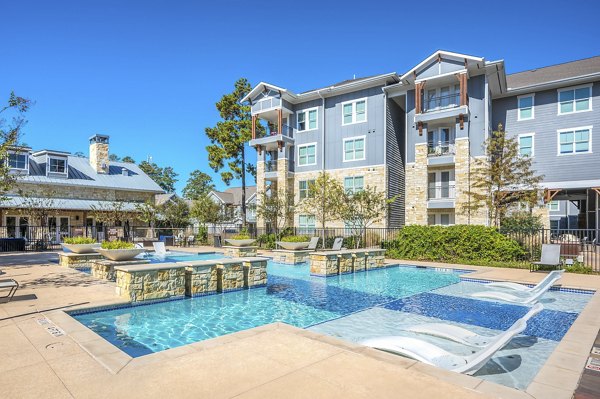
(0, 279, 19, 303)
(331, 237, 344, 251)
(470, 271, 562, 304)
(405, 303, 543, 347)
(153, 241, 168, 258)
(530, 244, 562, 271)
(361, 319, 527, 375)
(483, 270, 564, 294)
(307, 237, 320, 251)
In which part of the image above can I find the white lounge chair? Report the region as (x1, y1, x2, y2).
(153, 241, 168, 258)
(531, 244, 561, 271)
(472, 270, 563, 304)
(406, 303, 543, 347)
(331, 237, 344, 251)
(307, 237, 320, 251)
(361, 319, 527, 375)
(0, 279, 19, 303)
(484, 270, 564, 293)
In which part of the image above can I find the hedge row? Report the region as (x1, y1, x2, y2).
(383, 225, 526, 263)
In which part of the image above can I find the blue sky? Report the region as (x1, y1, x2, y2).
(2, 0, 599, 193)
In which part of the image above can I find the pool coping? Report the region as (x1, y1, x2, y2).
(44, 264, 600, 399)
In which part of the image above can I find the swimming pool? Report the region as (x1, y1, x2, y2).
(143, 251, 225, 263)
(71, 261, 592, 390)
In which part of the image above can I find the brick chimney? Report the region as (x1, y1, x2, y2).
(89, 134, 110, 174)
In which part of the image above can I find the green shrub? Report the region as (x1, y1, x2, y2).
(565, 262, 594, 274)
(63, 237, 96, 245)
(101, 241, 135, 250)
(196, 226, 208, 244)
(500, 212, 543, 231)
(383, 225, 525, 264)
(232, 227, 251, 240)
(281, 235, 310, 242)
(257, 233, 276, 249)
(324, 235, 361, 249)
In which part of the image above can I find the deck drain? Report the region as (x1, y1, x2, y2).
(46, 342, 64, 350)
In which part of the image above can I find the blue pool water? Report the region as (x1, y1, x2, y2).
(145, 251, 225, 263)
(72, 261, 592, 390)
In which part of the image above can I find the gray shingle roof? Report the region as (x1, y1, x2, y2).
(506, 55, 600, 89)
(18, 155, 164, 193)
(210, 186, 256, 205)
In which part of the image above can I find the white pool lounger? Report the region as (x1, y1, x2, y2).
(485, 270, 564, 293)
(405, 303, 543, 347)
(471, 271, 563, 304)
(361, 320, 527, 375)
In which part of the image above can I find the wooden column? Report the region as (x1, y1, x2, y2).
(456, 73, 468, 106)
(544, 189, 562, 204)
(251, 115, 256, 139)
(415, 82, 424, 114)
(277, 109, 282, 135)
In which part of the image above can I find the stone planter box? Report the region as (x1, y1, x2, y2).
(223, 246, 257, 258)
(115, 262, 186, 301)
(242, 257, 268, 288)
(217, 259, 245, 292)
(59, 252, 103, 268)
(61, 243, 100, 254)
(224, 239, 256, 247)
(91, 259, 150, 281)
(276, 241, 310, 250)
(309, 249, 386, 276)
(182, 260, 220, 297)
(272, 249, 311, 264)
(95, 248, 146, 261)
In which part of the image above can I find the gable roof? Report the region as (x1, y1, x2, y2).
(17, 154, 164, 193)
(209, 186, 256, 205)
(399, 50, 484, 82)
(506, 55, 600, 90)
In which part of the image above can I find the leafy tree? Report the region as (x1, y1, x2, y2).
(500, 211, 543, 232)
(90, 201, 134, 225)
(205, 78, 263, 227)
(255, 189, 294, 234)
(135, 200, 161, 229)
(190, 195, 231, 233)
(121, 156, 135, 163)
(160, 197, 190, 228)
(464, 124, 544, 227)
(182, 170, 215, 200)
(108, 154, 120, 162)
(298, 172, 345, 230)
(139, 160, 178, 193)
(73, 151, 86, 158)
(0, 92, 31, 196)
(340, 186, 391, 247)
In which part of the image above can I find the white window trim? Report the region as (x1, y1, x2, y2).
(342, 135, 367, 162)
(518, 132, 535, 157)
(7, 150, 29, 171)
(557, 84, 593, 115)
(556, 125, 593, 156)
(341, 97, 368, 126)
(4, 214, 30, 238)
(48, 156, 68, 174)
(297, 142, 317, 167)
(296, 107, 319, 132)
(547, 200, 560, 212)
(344, 176, 365, 194)
(517, 94, 535, 121)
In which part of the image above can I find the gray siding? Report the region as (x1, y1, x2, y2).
(492, 81, 600, 183)
(416, 58, 465, 80)
(386, 99, 405, 227)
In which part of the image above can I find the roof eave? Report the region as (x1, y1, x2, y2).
(499, 71, 600, 98)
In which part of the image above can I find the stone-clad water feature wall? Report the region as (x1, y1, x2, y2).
(309, 249, 386, 277)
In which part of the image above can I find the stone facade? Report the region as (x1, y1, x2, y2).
(115, 263, 186, 302)
(404, 144, 428, 225)
(532, 206, 551, 229)
(91, 259, 150, 281)
(184, 261, 219, 297)
(272, 249, 311, 264)
(242, 257, 268, 288)
(309, 249, 386, 277)
(454, 139, 488, 225)
(217, 260, 245, 292)
(255, 160, 265, 228)
(223, 246, 257, 258)
(58, 252, 103, 268)
(90, 141, 109, 174)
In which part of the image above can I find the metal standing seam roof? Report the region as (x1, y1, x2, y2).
(1, 196, 142, 211)
(18, 155, 164, 193)
(506, 55, 600, 89)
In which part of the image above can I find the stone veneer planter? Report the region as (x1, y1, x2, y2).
(115, 262, 186, 301)
(275, 241, 310, 251)
(59, 252, 104, 268)
(181, 260, 220, 297)
(223, 245, 258, 258)
(272, 249, 311, 264)
(309, 249, 386, 277)
(91, 259, 151, 282)
(242, 257, 268, 288)
(61, 243, 101, 254)
(95, 248, 146, 261)
(224, 239, 256, 247)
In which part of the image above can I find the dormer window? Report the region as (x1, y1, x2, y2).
(49, 157, 67, 174)
(8, 152, 28, 170)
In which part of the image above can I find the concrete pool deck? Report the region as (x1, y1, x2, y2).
(1, 249, 600, 398)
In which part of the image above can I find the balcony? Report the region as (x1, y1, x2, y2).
(427, 185, 455, 209)
(423, 93, 460, 113)
(415, 93, 468, 124)
(427, 141, 455, 156)
(251, 97, 282, 114)
(265, 160, 278, 172)
(249, 124, 295, 150)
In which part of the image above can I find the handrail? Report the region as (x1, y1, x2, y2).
(427, 141, 456, 156)
(423, 93, 461, 112)
(427, 185, 456, 200)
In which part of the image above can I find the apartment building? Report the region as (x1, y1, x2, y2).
(245, 51, 600, 231)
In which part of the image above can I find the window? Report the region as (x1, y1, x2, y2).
(343, 137, 365, 162)
(344, 176, 364, 194)
(49, 157, 67, 173)
(341, 99, 367, 125)
(558, 127, 592, 155)
(519, 134, 534, 157)
(427, 170, 454, 199)
(298, 144, 317, 166)
(8, 152, 27, 170)
(297, 108, 318, 131)
(547, 201, 560, 211)
(427, 213, 454, 226)
(558, 85, 591, 114)
(518, 95, 534, 120)
(299, 180, 315, 199)
(298, 215, 316, 234)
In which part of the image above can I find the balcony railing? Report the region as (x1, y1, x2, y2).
(427, 141, 456, 156)
(423, 93, 461, 113)
(265, 160, 278, 172)
(251, 97, 282, 113)
(264, 124, 294, 139)
(428, 185, 456, 200)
